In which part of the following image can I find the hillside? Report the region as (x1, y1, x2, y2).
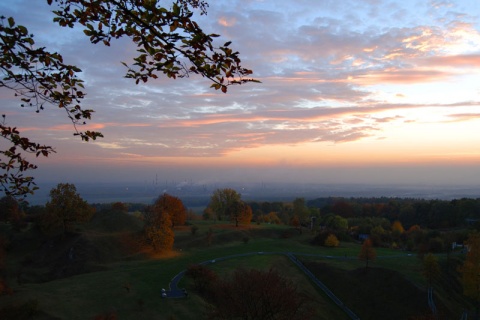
(0, 219, 473, 319)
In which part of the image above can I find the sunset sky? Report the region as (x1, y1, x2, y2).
(2, 0, 480, 189)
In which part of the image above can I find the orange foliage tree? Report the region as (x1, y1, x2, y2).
(154, 193, 187, 228)
(392, 220, 405, 233)
(143, 204, 174, 252)
(235, 201, 253, 226)
(359, 238, 376, 270)
(290, 215, 301, 229)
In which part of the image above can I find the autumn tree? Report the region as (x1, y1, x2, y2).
(290, 215, 301, 230)
(1, 0, 257, 198)
(461, 232, 480, 315)
(392, 220, 405, 234)
(422, 253, 440, 287)
(267, 211, 281, 224)
(154, 193, 187, 228)
(359, 238, 376, 270)
(230, 200, 252, 227)
(143, 203, 174, 252)
(207, 268, 314, 320)
(391, 219, 405, 241)
(324, 234, 340, 247)
(43, 183, 94, 234)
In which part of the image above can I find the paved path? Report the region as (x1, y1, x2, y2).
(164, 251, 364, 319)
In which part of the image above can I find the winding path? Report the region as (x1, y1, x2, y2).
(164, 251, 369, 319)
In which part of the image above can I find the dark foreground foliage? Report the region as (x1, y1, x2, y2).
(186, 265, 314, 320)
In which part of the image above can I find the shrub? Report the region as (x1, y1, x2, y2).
(324, 234, 340, 247)
(185, 264, 218, 298)
(208, 268, 314, 320)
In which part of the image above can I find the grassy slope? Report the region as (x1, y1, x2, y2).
(0, 219, 472, 319)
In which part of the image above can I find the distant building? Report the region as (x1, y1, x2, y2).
(465, 218, 480, 226)
(358, 234, 369, 241)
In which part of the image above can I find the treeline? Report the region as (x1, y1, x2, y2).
(249, 197, 480, 230)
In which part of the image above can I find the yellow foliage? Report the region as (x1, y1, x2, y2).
(324, 234, 339, 247)
(391, 220, 405, 233)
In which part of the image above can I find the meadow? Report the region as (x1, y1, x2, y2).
(0, 215, 472, 319)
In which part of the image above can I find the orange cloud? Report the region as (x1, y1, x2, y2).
(352, 68, 450, 84)
(218, 16, 236, 27)
(423, 54, 480, 68)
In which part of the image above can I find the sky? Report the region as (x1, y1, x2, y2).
(2, 0, 480, 189)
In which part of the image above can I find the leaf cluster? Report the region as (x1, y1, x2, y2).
(49, 0, 259, 91)
(0, 16, 102, 197)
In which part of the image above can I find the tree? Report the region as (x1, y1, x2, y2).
(154, 193, 187, 228)
(461, 232, 480, 315)
(230, 200, 252, 227)
(143, 204, 174, 252)
(392, 220, 405, 234)
(422, 253, 440, 287)
(207, 188, 242, 223)
(324, 234, 340, 247)
(290, 214, 301, 230)
(359, 238, 376, 270)
(207, 268, 314, 320)
(322, 214, 348, 231)
(44, 183, 94, 234)
(267, 211, 281, 224)
(293, 197, 309, 223)
(0, 195, 22, 226)
(1, 0, 257, 198)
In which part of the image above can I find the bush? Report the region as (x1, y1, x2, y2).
(312, 229, 348, 245)
(208, 268, 314, 320)
(185, 264, 217, 298)
(324, 234, 340, 247)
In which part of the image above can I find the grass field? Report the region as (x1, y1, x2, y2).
(0, 218, 474, 319)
